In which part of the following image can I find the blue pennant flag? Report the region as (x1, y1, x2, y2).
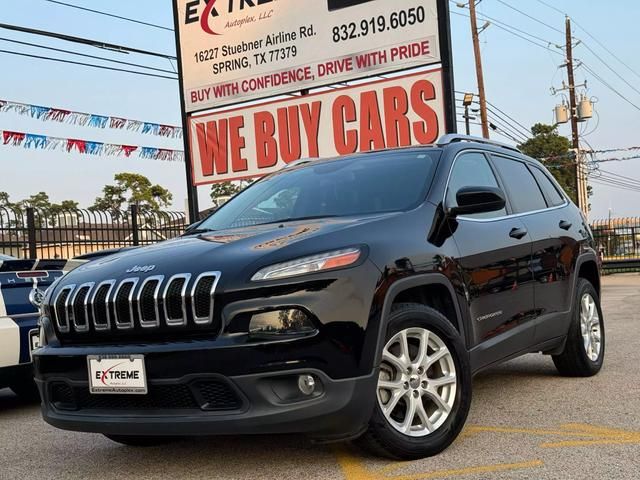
(88, 115, 108, 128)
(24, 134, 48, 149)
(140, 147, 158, 159)
(30, 105, 50, 120)
(85, 141, 104, 155)
(142, 123, 160, 135)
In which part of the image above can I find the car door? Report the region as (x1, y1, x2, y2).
(446, 151, 536, 369)
(525, 164, 582, 341)
(488, 155, 576, 345)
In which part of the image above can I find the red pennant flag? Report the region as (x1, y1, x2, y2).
(121, 145, 138, 157)
(47, 108, 71, 122)
(67, 139, 86, 153)
(2, 131, 26, 145)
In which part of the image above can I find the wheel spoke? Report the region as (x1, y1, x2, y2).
(414, 329, 429, 367)
(416, 398, 434, 433)
(382, 389, 404, 418)
(426, 347, 448, 368)
(382, 349, 406, 372)
(425, 388, 451, 414)
(401, 395, 417, 433)
(378, 379, 404, 391)
(429, 374, 456, 388)
(399, 330, 410, 363)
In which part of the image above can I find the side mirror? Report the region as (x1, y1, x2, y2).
(449, 186, 506, 217)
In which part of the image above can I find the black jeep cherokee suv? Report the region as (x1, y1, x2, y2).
(34, 135, 604, 459)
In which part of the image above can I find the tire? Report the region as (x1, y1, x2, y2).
(357, 303, 472, 460)
(10, 379, 41, 403)
(104, 435, 176, 447)
(553, 278, 605, 377)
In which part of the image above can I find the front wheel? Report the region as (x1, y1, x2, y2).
(357, 303, 472, 460)
(552, 279, 605, 377)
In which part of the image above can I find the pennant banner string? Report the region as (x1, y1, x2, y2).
(0, 100, 183, 139)
(0, 129, 184, 162)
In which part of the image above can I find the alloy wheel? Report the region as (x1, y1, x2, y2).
(580, 293, 602, 362)
(377, 327, 457, 437)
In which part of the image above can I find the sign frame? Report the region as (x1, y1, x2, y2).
(172, 0, 457, 220)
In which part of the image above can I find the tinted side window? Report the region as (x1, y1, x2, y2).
(530, 166, 565, 207)
(491, 156, 547, 213)
(447, 152, 506, 219)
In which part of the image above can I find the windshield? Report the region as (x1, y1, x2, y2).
(199, 150, 440, 231)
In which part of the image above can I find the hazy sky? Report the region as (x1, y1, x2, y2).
(1, 0, 638, 219)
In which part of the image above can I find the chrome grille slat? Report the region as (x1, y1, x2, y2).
(113, 278, 139, 330)
(54, 285, 75, 333)
(71, 282, 94, 333)
(50, 272, 221, 335)
(191, 272, 221, 325)
(163, 274, 191, 327)
(91, 280, 115, 331)
(137, 275, 164, 328)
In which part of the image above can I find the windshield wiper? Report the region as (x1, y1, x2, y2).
(256, 215, 339, 226)
(181, 228, 216, 237)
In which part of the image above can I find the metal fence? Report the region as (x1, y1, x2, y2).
(591, 217, 640, 272)
(0, 206, 187, 260)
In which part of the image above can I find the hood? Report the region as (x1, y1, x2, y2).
(57, 212, 400, 291)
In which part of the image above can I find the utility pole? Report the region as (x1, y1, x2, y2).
(468, 0, 490, 139)
(564, 16, 586, 214)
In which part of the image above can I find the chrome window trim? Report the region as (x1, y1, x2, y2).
(190, 271, 221, 326)
(163, 273, 191, 326)
(137, 275, 164, 328)
(53, 284, 75, 333)
(90, 280, 116, 331)
(113, 277, 139, 330)
(70, 282, 94, 333)
(443, 149, 570, 224)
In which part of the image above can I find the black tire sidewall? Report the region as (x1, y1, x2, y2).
(368, 304, 472, 459)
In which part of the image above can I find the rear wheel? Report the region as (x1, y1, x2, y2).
(104, 435, 176, 447)
(552, 279, 605, 377)
(357, 303, 471, 460)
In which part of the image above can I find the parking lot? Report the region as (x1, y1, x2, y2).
(1, 274, 638, 480)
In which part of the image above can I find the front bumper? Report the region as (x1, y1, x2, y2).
(34, 342, 378, 440)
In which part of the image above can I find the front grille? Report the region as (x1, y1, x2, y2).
(49, 271, 220, 338)
(49, 379, 242, 412)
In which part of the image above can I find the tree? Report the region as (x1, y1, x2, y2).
(210, 181, 252, 206)
(15, 192, 79, 226)
(92, 173, 172, 214)
(0, 192, 14, 208)
(519, 123, 577, 204)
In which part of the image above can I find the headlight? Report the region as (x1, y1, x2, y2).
(251, 248, 362, 281)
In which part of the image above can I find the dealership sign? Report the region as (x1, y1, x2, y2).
(175, 0, 440, 112)
(189, 69, 446, 185)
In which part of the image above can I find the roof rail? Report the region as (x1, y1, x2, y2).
(436, 134, 521, 153)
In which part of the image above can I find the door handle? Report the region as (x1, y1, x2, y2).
(509, 227, 528, 240)
(559, 220, 572, 230)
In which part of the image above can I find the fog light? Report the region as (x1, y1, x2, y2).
(249, 309, 316, 338)
(298, 374, 316, 395)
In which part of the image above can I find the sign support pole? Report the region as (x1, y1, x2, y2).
(172, 0, 199, 223)
(437, 0, 457, 134)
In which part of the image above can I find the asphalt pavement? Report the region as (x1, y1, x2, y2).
(1, 274, 639, 480)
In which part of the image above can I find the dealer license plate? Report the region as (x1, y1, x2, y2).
(87, 355, 147, 394)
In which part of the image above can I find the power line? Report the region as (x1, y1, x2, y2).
(0, 49, 178, 81)
(0, 22, 176, 60)
(532, 0, 566, 17)
(572, 18, 640, 81)
(44, 0, 174, 32)
(449, 8, 562, 56)
(494, 0, 564, 35)
(578, 40, 640, 97)
(581, 62, 640, 113)
(0, 37, 178, 75)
